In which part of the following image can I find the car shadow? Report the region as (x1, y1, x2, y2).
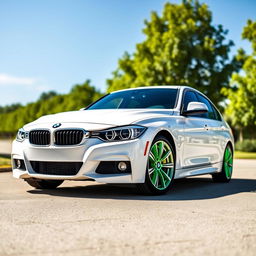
(27, 176, 256, 201)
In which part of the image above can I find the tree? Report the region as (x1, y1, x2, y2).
(39, 91, 58, 101)
(107, 0, 240, 106)
(0, 80, 102, 135)
(0, 103, 22, 114)
(222, 20, 256, 141)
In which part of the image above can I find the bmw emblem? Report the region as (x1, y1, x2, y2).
(53, 123, 61, 128)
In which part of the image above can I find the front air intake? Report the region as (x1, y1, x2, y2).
(29, 130, 50, 145)
(54, 129, 84, 145)
(30, 161, 83, 175)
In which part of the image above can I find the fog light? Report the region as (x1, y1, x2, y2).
(118, 162, 127, 172)
(16, 159, 21, 169)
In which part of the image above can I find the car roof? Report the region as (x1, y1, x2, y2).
(110, 85, 193, 94)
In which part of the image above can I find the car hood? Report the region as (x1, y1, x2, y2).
(24, 109, 174, 130)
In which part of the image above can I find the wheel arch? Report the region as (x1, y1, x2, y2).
(226, 140, 234, 154)
(154, 130, 176, 160)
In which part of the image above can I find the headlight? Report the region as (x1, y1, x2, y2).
(90, 125, 147, 142)
(16, 128, 28, 142)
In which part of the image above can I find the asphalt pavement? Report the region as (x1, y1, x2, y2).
(0, 160, 255, 256)
(0, 139, 12, 155)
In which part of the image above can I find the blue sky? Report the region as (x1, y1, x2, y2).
(0, 0, 255, 106)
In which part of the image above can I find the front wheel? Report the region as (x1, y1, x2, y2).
(137, 136, 175, 195)
(212, 144, 233, 182)
(25, 179, 64, 189)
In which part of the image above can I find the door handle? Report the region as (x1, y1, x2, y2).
(220, 125, 225, 131)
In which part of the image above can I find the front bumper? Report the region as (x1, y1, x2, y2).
(12, 136, 149, 184)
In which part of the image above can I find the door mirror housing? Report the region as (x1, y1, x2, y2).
(182, 102, 208, 116)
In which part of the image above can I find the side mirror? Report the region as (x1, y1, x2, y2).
(182, 102, 208, 116)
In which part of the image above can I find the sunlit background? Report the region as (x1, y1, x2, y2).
(0, 0, 255, 105)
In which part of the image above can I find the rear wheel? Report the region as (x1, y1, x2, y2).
(25, 179, 64, 189)
(137, 136, 175, 195)
(212, 144, 233, 182)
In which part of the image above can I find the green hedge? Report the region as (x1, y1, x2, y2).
(235, 139, 256, 152)
(0, 81, 102, 136)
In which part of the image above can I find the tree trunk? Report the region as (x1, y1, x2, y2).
(239, 128, 243, 142)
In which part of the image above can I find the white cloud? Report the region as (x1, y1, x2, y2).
(0, 73, 36, 86)
(0, 73, 54, 105)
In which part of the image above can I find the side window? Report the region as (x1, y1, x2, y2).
(183, 91, 198, 111)
(212, 105, 222, 121)
(196, 93, 215, 119)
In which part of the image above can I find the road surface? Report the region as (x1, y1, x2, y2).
(0, 160, 255, 256)
(0, 139, 12, 155)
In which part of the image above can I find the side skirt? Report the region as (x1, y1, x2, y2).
(174, 161, 222, 179)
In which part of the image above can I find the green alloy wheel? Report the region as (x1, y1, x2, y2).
(212, 145, 233, 182)
(137, 136, 175, 195)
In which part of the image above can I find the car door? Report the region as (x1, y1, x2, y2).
(195, 92, 224, 163)
(180, 90, 214, 168)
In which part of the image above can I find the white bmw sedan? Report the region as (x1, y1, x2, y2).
(12, 86, 234, 195)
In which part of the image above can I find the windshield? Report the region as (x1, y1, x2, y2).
(87, 88, 178, 110)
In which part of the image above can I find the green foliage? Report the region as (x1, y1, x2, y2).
(222, 20, 256, 132)
(0, 103, 22, 114)
(235, 139, 256, 152)
(39, 91, 58, 101)
(0, 80, 102, 135)
(107, 0, 239, 105)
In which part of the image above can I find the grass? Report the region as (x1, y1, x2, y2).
(234, 151, 256, 159)
(0, 156, 11, 168)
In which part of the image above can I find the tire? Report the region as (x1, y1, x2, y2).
(25, 179, 64, 189)
(137, 135, 175, 195)
(212, 144, 233, 183)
